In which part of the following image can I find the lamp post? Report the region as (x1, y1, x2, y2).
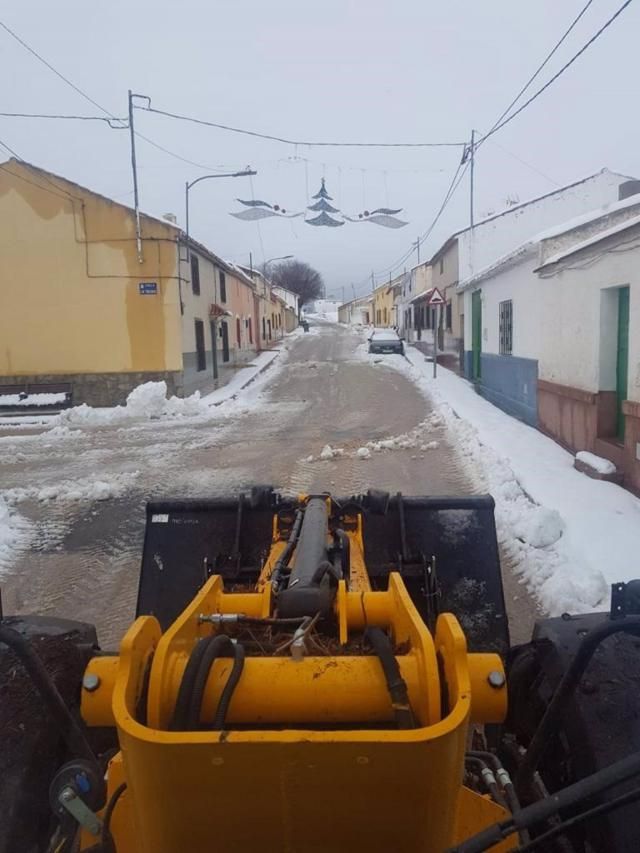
(263, 255, 293, 277)
(184, 169, 255, 384)
(185, 169, 256, 257)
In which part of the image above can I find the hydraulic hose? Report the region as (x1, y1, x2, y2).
(188, 635, 244, 730)
(364, 627, 415, 729)
(270, 509, 303, 593)
(171, 637, 212, 730)
(0, 624, 98, 769)
(212, 642, 245, 730)
(448, 750, 640, 853)
(516, 617, 640, 791)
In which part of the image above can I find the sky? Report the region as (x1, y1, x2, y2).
(2, 0, 639, 299)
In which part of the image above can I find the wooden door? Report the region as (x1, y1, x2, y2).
(616, 286, 630, 439)
(472, 290, 482, 380)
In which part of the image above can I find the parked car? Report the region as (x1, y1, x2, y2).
(368, 328, 404, 355)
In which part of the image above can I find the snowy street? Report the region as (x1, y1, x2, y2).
(2, 321, 639, 647)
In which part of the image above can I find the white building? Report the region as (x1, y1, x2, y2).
(457, 185, 640, 490)
(338, 294, 373, 326)
(457, 168, 635, 379)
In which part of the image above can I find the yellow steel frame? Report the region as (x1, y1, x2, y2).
(80, 505, 511, 852)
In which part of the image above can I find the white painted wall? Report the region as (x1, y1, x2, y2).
(462, 251, 543, 361)
(458, 170, 630, 285)
(536, 239, 640, 399)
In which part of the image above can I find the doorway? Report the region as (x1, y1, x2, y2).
(209, 321, 219, 380)
(194, 319, 206, 372)
(221, 321, 230, 363)
(616, 286, 630, 439)
(471, 290, 482, 380)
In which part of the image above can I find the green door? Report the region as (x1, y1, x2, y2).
(471, 290, 482, 380)
(616, 286, 630, 439)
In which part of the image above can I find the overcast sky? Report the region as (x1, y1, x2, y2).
(2, 0, 638, 298)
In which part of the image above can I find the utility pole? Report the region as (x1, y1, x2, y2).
(469, 129, 476, 229)
(128, 90, 143, 263)
(341, 285, 345, 303)
(413, 237, 421, 264)
(351, 283, 356, 300)
(371, 271, 375, 292)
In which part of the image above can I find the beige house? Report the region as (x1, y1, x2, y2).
(180, 246, 259, 394)
(0, 159, 259, 405)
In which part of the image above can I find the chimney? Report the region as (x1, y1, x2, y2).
(618, 180, 640, 201)
(163, 212, 178, 224)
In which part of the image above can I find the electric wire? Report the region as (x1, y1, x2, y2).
(0, 20, 225, 172)
(482, 0, 596, 141)
(0, 111, 126, 126)
(479, 0, 635, 144)
(135, 104, 467, 149)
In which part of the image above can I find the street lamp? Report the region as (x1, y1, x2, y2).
(185, 169, 257, 257)
(263, 255, 293, 276)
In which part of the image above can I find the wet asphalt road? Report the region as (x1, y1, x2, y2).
(0, 322, 537, 645)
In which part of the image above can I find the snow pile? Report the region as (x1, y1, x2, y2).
(5, 471, 139, 504)
(356, 446, 371, 460)
(575, 450, 617, 475)
(320, 444, 344, 460)
(513, 507, 564, 548)
(389, 344, 640, 615)
(0, 496, 30, 572)
(59, 382, 211, 427)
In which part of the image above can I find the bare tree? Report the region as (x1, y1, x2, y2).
(269, 259, 324, 315)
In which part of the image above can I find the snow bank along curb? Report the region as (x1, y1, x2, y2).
(400, 345, 640, 615)
(203, 349, 281, 406)
(0, 496, 30, 573)
(349, 327, 640, 616)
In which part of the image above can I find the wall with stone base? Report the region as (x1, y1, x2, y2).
(0, 371, 184, 407)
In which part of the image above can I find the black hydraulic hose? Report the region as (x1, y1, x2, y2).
(447, 750, 640, 853)
(468, 750, 522, 814)
(236, 616, 307, 627)
(465, 756, 508, 810)
(364, 626, 415, 729)
(271, 509, 304, 593)
(212, 642, 245, 730)
(0, 624, 98, 768)
(311, 560, 341, 585)
(187, 635, 242, 729)
(100, 782, 127, 853)
(516, 617, 640, 792)
(171, 636, 212, 730)
(513, 785, 640, 852)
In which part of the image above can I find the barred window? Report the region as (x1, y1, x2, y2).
(499, 300, 513, 355)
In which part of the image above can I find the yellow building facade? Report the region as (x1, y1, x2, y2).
(373, 282, 396, 327)
(0, 159, 183, 405)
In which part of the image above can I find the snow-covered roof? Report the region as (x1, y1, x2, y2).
(458, 192, 640, 289)
(457, 243, 538, 292)
(429, 167, 637, 264)
(536, 212, 640, 271)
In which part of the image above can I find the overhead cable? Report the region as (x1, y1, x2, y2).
(135, 104, 467, 149)
(483, 0, 596, 141)
(0, 20, 224, 171)
(479, 0, 635, 144)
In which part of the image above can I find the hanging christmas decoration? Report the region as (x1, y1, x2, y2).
(229, 177, 408, 228)
(306, 179, 344, 227)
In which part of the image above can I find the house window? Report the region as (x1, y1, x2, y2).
(219, 271, 227, 303)
(439, 257, 444, 275)
(191, 255, 200, 296)
(262, 317, 266, 340)
(499, 300, 513, 355)
(236, 317, 242, 347)
(194, 319, 206, 371)
(248, 317, 253, 344)
(446, 302, 452, 331)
